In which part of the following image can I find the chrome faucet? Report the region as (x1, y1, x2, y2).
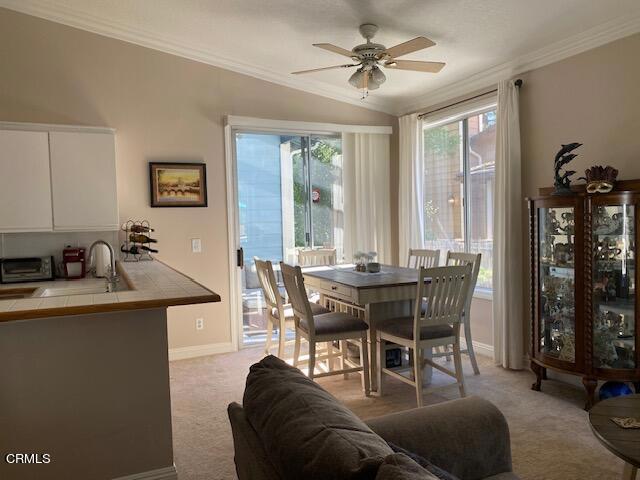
(89, 240, 119, 292)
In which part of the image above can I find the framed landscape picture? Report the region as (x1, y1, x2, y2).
(149, 162, 208, 207)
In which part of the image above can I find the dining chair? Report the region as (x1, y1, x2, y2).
(254, 258, 329, 358)
(298, 248, 337, 266)
(376, 264, 472, 407)
(407, 248, 440, 269)
(432, 251, 482, 375)
(280, 262, 370, 395)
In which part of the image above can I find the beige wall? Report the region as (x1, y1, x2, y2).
(0, 8, 396, 350)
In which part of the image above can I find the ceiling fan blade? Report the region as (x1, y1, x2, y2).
(384, 60, 445, 73)
(291, 64, 358, 75)
(313, 43, 356, 58)
(383, 37, 435, 59)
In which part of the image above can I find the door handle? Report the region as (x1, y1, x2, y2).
(237, 247, 244, 269)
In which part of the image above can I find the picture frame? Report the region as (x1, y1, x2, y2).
(149, 162, 208, 207)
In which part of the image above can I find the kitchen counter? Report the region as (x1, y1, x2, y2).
(0, 259, 221, 322)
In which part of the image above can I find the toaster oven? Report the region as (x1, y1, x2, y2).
(0, 256, 55, 284)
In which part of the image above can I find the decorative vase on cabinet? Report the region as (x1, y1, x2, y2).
(528, 182, 640, 410)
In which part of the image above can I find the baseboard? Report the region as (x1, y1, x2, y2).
(168, 341, 235, 361)
(461, 339, 494, 358)
(113, 465, 177, 480)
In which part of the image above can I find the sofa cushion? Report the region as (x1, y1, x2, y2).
(243, 355, 392, 480)
(375, 453, 439, 479)
(387, 443, 459, 480)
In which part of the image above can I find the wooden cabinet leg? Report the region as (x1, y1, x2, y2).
(583, 377, 598, 410)
(531, 361, 543, 391)
(542, 367, 548, 380)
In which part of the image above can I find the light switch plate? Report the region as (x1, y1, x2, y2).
(191, 238, 202, 253)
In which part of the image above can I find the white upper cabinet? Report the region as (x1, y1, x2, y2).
(49, 131, 118, 231)
(0, 130, 53, 233)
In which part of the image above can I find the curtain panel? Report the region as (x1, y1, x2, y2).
(493, 79, 524, 370)
(342, 132, 391, 264)
(398, 113, 425, 265)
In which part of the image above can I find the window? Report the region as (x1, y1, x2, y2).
(423, 107, 496, 293)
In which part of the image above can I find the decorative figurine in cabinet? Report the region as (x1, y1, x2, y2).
(529, 182, 640, 409)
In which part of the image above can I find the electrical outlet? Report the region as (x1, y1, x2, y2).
(196, 318, 204, 330)
(191, 238, 202, 253)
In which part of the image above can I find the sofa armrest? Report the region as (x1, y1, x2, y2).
(366, 396, 512, 480)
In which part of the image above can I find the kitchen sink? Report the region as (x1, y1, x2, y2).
(35, 279, 130, 298)
(38, 285, 112, 297)
(0, 288, 37, 300)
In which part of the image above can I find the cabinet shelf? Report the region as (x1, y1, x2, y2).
(540, 262, 575, 270)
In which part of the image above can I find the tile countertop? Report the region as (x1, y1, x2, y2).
(0, 260, 221, 323)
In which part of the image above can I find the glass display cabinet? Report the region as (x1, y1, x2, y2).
(529, 186, 640, 409)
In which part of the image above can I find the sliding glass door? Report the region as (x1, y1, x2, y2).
(234, 131, 342, 346)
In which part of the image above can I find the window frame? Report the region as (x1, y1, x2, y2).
(423, 104, 497, 299)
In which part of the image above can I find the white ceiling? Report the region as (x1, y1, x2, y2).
(3, 0, 640, 115)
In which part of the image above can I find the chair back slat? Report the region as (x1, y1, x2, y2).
(280, 262, 314, 334)
(254, 258, 283, 311)
(415, 265, 472, 333)
(445, 251, 482, 317)
(407, 248, 440, 269)
(298, 248, 337, 266)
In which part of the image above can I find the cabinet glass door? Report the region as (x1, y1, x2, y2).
(538, 206, 576, 363)
(592, 204, 636, 369)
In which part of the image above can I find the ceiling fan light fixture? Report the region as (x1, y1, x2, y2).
(370, 67, 386, 85)
(367, 76, 380, 90)
(348, 69, 365, 89)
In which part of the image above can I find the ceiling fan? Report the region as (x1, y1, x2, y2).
(292, 24, 445, 94)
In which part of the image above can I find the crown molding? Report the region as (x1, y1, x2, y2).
(396, 10, 640, 115)
(0, 0, 397, 115)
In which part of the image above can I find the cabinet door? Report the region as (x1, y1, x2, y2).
(590, 196, 637, 373)
(533, 197, 584, 372)
(49, 131, 118, 231)
(0, 130, 53, 232)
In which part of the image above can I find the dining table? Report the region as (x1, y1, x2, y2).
(302, 263, 425, 392)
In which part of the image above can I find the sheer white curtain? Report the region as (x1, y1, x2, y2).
(398, 113, 425, 264)
(493, 79, 524, 370)
(343, 133, 391, 263)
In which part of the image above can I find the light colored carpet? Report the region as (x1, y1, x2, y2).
(169, 348, 623, 480)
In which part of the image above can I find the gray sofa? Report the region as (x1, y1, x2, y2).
(228, 355, 518, 480)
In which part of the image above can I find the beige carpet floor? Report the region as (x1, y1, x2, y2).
(169, 348, 624, 480)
